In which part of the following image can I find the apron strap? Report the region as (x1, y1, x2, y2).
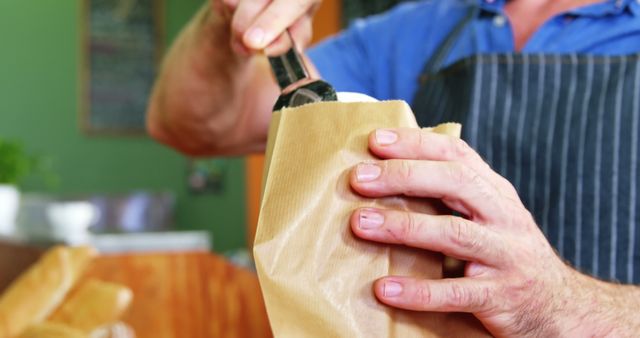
(419, 5, 479, 81)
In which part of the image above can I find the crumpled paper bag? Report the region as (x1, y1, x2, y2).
(254, 101, 491, 337)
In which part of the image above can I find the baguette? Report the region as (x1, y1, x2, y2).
(0, 246, 96, 337)
(49, 279, 133, 334)
(67, 247, 98, 281)
(19, 322, 86, 338)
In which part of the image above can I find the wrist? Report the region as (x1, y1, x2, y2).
(550, 271, 619, 337)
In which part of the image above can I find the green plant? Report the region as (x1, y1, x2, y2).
(0, 139, 31, 185)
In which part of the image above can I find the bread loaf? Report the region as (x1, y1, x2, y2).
(0, 246, 96, 337)
(49, 279, 132, 333)
(19, 322, 86, 338)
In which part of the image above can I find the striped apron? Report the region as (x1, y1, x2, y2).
(412, 7, 640, 284)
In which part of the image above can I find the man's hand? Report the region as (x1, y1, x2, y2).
(150, 0, 325, 156)
(349, 128, 640, 337)
(218, 0, 321, 56)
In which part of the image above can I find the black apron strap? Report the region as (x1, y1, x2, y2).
(419, 5, 479, 81)
(412, 4, 479, 126)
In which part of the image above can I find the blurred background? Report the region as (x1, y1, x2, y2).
(0, 1, 421, 336)
(0, 0, 406, 257)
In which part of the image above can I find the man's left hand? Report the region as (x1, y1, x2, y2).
(349, 128, 622, 337)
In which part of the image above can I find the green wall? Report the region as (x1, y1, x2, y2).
(0, 0, 247, 252)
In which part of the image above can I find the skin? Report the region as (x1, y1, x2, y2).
(146, 0, 640, 336)
(349, 129, 640, 337)
(146, 0, 320, 156)
(504, 0, 604, 50)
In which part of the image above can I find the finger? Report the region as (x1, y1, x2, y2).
(222, 0, 240, 10)
(211, 0, 225, 15)
(230, 36, 253, 56)
(374, 277, 493, 313)
(350, 160, 504, 222)
(369, 129, 518, 199)
(351, 208, 504, 265)
(243, 0, 316, 50)
(231, 0, 270, 47)
(262, 32, 289, 56)
(264, 15, 312, 56)
(288, 14, 313, 48)
(214, 0, 240, 15)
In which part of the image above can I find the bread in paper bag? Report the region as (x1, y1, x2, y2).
(254, 100, 491, 337)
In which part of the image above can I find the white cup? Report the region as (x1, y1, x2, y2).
(46, 201, 97, 243)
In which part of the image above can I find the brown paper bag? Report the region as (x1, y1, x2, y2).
(254, 101, 491, 337)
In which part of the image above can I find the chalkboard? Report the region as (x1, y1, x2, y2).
(82, 0, 164, 134)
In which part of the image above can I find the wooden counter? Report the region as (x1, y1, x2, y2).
(83, 252, 272, 338)
(0, 242, 272, 338)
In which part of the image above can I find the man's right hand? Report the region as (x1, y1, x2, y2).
(217, 0, 321, 56)
(147, 1, 322, 156)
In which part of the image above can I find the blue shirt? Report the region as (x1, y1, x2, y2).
(308, 0, 640, 103)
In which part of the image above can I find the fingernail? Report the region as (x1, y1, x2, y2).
(356, 163, 381, 182)
(245, 27, 265, 48)
(376, 129, 398, 145)
(359, 209, 384, 230)
(383, 281, 403, 297)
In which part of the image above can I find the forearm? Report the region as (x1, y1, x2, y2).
(556, 271, 640, 337)
(147, 4, 276, 156)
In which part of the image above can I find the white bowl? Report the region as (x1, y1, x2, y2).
(46, 201, 97, 242)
